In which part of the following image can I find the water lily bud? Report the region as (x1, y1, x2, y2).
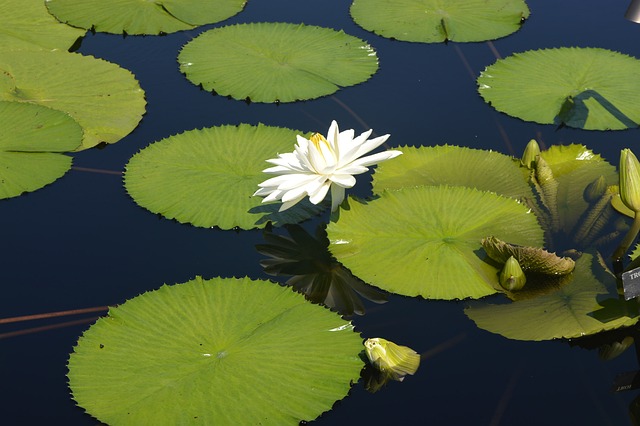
(520, 139, 541, 169)
(499, 256, 526, 291)
(620, 148, 640, 213)
(364, 338, 420, 382)
(583, 175, 607, 203)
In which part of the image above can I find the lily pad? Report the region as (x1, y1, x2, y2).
(0, 0, 85, 51)
(178, 22, 379, 103)
(478, 48, 640, 130)
(124, 123, 327, 230)
(372, 145, 534, 200)
(68, 276, 363, 425)
(0, 49, 145, 150)
(46, 0, 246, 35)
(327, 186, 544, 300)
(465, 253, 639, 340)
(350, 0, 529, 43)
(0, 101, 82, 199)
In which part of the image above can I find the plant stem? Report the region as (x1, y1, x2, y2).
(613, 212, 640, 269)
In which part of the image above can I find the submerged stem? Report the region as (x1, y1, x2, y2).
(613, 212, 640, 268)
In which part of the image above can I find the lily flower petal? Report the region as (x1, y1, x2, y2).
(254, 120, 402, 211)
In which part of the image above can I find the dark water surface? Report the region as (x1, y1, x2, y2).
(4, 0, 640, 424)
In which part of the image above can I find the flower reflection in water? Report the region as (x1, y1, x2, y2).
(257, 223, 387, 316)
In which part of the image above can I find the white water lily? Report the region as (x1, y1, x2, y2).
(254, 120, 402, 212)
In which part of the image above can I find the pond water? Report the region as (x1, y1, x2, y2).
(4, 0, 640, 424)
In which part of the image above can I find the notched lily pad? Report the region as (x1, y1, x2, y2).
(178, 22, 379, 103)
(46, 0, 247, 35)
(350, 0, 529, 43)
(372, 144, 534, 200)
(68, 276, 363, 425)
(124, 123, 326, 230)
(465, 253, 639, 341)
(0, 101, 82, 199)
(1, 0, 85, 51)
(482, 236, 575, 275)
(0, 50, 145, 150)
(327, 186, 544, 300)
(478, 48, 640, 130)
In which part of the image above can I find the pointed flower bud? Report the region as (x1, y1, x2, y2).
(499, 256, 526, 291)
(620, 148, 640, 213)
(520, 139, 541, 169)
(583, 175, 607, 203)
(364, 338, 420, 382)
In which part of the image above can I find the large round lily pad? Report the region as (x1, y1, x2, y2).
(124, 123, 327, 230)
(178, 22, 379, 103)
(46, 0, 246, 35)
(0, 50, 145, 150)
(350, 0, 529, 43)
(1, 0, 85, 50)
(478, 48, 640, 130)
(327, 186, 544, 300)
(372, 145, 534, 200)
(465, 253, 639, 340)
(0, 101, 82, 199)
(68, 276, 363, 425)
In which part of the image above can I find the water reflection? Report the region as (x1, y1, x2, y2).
(257, 223, 387, 316)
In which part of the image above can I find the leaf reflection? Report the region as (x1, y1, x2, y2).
(257, 223, 387, 316)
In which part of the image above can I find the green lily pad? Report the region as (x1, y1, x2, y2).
(46, 0, 246, 35)
(0, 50, 145, 150)
(0, 101, 82, 199)
(68, 276, 363, 425)
(178, 22, 379, 103)
(350, 0, 529, 43)
(124, 123, 327, 230)
(372, 145, 534, 200)
(478, 48, 640, 130)
(327, 186, 544, 300)
(1, 0, 85, 51)
(465, 253, 639, 340)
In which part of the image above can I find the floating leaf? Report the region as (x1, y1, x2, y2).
(0, 50, 145, 150)
(478, 48, 640, 130)
(124, 124, 326, 230)
(465, 253, 639, 340)
(350, 0, 529, 43)
(0, 101, 82, 199)
(0, 0, 85, 51)
(46, 0, 246, 35)
(327, 186, 544, 300)
(372, 145, 534, 200)
(68, 276, 363, 425)
(179, 22, 378, 103)
(481, 236, 575, 275)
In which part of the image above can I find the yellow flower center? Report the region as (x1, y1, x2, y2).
(310, 133, 330, 151)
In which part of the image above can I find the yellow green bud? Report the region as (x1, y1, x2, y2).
(499, 256, 526, 291)
(619, 148, 640, 213)
(364, 338, 420, 381)
(520, 139, 541, 169)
